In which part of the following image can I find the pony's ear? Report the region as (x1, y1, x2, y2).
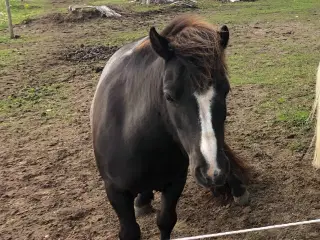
(149, 27, 174, 61)
(219, 25, 229, 49)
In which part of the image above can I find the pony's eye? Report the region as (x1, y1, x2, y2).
(164, 92, 175, 102)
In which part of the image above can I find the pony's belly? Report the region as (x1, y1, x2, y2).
(107, 153, 189, 193)
(139, 166, 188, 192)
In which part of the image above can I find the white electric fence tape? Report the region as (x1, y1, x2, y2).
(172, 218, 320, 240)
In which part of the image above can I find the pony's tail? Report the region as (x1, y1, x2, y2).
(224, 142, 250, 184)
(312, 62, 320, 169)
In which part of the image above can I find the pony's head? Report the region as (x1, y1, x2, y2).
(150, 15, 230, 188)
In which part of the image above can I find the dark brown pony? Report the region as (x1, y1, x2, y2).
(90, 15, 249, 240)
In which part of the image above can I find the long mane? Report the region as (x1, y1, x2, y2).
(137, 15, 228, 91)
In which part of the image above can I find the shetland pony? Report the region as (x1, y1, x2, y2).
(90, 15, 249, 240)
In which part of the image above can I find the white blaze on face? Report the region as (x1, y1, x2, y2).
(194, 87, 219, 176)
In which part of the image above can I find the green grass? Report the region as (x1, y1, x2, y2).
(228, 48, 319, 85)
(277, 110, 309, 126)
(1, 0, 319, 30)
(0, 82, 71, 122)
(108, 29, 147, 45)
(0, 0, 51, 30)
(0, 48, 26, 68)
(1, 0, 320, 131)
(192, 0, 319, 130)
(0, 0, 126, 31)
(88, 0, 162, 12)
(225, 34, 318, 128)
(1, 84, 59, 110)
(200, 0, 320, 24)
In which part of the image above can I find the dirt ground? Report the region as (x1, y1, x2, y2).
(1, 1, 319, 240)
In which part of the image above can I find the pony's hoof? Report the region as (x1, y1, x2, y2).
(134, 204, 155, 217)
(233, 190, 250, 206)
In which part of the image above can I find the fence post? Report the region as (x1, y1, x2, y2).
(5, 0, 14, 38)
(313, 62, 320, 169)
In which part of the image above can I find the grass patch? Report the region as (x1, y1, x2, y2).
(0, 34, 30, 44)
(89, 0, 162, 12)
(276, 110, 309, 127)
(228, 49, 319, 85)
(73, 27, 147, 46)
(1, 84, 60, 112)
(0, 48, 26, 68)
(200, 0, 320, 25)
(1, 0, 319, 131)
(257, 90, 313, 129)
(1, 72, 68, 126)
(107, 29, 147, 45)
(288, 140, 306, 152)
(0, 0, 51, 30)
(0, 82, 71, 122)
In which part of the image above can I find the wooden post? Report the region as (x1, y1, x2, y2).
(5, 0, 14, 39)
(313, 62, 320, 169)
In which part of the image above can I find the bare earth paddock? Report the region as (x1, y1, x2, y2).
(0, 0, 319, 239)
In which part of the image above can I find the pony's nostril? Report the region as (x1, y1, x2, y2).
(206, 176, 213, 185)
(194, 166, 211, 187)
(213, 170, 221, 178)
(212, 171, 226, 186)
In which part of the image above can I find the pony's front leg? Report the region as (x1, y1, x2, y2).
(227, 173, 250, 206)
(106, 182, 141, 240)
(157, 177, 186, 240)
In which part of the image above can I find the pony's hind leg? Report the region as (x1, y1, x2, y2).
(227, 173, 249, 206)
(106, 183, 141, 240)
(134, 191, 155, 217)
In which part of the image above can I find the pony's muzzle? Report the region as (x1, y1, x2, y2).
(210, 151, 230, 186)
(211, 170, 226, 186)
(198, 151, 229, 187)
(194, 166, 226, 187)
(194, 166, 211, 188)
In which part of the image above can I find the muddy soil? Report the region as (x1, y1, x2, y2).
(58, 45, 119, 62)
(0, 2, 319, 240)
